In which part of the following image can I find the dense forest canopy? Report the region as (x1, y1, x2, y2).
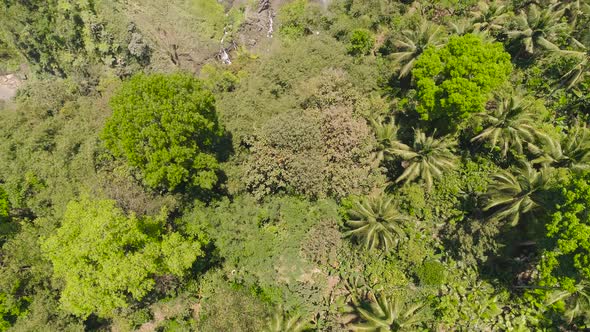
(1, 0, 590, 331)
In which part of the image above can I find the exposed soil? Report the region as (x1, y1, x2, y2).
(0, 74, 21, 100)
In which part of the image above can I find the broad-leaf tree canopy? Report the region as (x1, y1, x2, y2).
(102, 73, 223, 192)
(413, 34, 512, 130)
(41, 197, 203, 317)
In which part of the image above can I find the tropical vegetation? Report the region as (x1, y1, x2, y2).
(1, 0, 590, 330)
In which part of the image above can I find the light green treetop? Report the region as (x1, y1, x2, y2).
(412, 34, 512, 130)
(540, 171, 590, 290)
(42, 197, 203, 318)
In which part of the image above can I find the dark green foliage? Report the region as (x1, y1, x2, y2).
(0, 218, 84, 331)
(0, 0, 144, 77)
(103, 73, 223, 192)
(336, 0, 403, 30)
(0, 187, 8, 223)
(412, 34, 512, 130)
(0, 185, 14, 245)
(433, 268, 508, 330)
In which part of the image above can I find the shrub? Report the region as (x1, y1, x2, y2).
(347, 29, 375, 56)
(416, 260, 447, 286)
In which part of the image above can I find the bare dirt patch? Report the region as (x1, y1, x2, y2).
(0, 74, 21, 100)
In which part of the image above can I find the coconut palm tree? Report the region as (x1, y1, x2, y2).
(532, 124, 590, 171)
(390, 21, 447, 78)
(470, 1, 509, 32)
(483, 162, 552, 226)
(345, 193, 410, 251)
(471, 93, 541, 158)
(506, 3, 568, 54)
(545, 280, 590, 324)
(447, 19, 494, 43)
(562, 0, 590, 28)
(264, 307, 309, 332)
(555, 46, 590, 91)
(389, 129, 458, 188)
(350, 292, 427, 331)
(369, 116, 402, 165)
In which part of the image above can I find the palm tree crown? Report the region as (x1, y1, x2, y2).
(345, 193, 410, 251)
(483, 162, 551, 226)
(350, 292, 426, 332)
(370, 116, 402, 165)
(447, 19, 494, 43)
(555, 46, 590, 91)
(264, 308, 309, 332)
(471, 93, 541, 157)
(506, 3, 568, 54)
(533, 124, 590, 171)
(471, 1, 509, 32)
(390, 21, 446, 78)
(390, 129, 458, 188)
(545, 280, 590, 324)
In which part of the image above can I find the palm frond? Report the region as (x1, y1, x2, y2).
(345, 193, 411, 251)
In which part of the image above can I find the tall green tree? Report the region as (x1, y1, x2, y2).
(42, 197, 203, 317)
(0, 187, 8, 224)
(0, 0, 141, 76)
(102, 72, 223, 192)
(412, 34, 512, 129)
